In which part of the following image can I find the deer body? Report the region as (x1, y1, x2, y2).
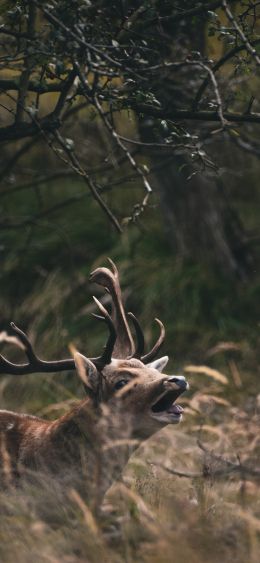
(0, 402, 101, 494)
(0, 262, 188, 499)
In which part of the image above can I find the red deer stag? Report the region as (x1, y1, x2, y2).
(0, 260, 188, 501)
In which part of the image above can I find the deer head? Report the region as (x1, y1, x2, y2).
(74, 260, 188, 439)
(74, 352, 187, 441)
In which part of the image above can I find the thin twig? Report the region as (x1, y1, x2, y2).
(193, 39, 260, 110)
(15, 3, 36, 123)
(222, 0, 260, 66)
(53, 131, 122, 233)
(94, 95, 152, 195)
(197, 440, 260, 478)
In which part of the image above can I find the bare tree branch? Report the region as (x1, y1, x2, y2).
(154, 440, 260, 481)
(193, 39, 260, 110)
(52, 131, 123, 233)
(140, 0, 237, 29)
(132, 105, 260, 124)
(222, 0, 260, 67)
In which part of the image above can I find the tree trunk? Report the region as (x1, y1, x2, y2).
(137, 2, 253, 280)
(139, 120, 253, 279)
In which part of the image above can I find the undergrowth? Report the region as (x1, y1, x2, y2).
(0, 342, 259, 563)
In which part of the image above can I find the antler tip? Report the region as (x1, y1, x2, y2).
(140, 317, 165, 363)
(91, 313, 105, 321)
(89, 265, 115, 286)
(155, 317, 165, 328)
(127, 311, 145, 359)
(10, 322, 23, 336)
(107, 257, 118, 275)
(92, 296, 110, 319)
(91, 296, 116, 368)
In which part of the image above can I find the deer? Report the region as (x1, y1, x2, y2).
(0, 260, 188, 505)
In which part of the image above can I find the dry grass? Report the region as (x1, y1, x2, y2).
(0, 363, 259, 563)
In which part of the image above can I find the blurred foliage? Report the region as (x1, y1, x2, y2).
(0, 166, 259, 364)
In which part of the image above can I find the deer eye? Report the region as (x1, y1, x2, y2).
(114, 379, 128, 390)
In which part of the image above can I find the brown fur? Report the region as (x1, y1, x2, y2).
(0, 357, 188, 499)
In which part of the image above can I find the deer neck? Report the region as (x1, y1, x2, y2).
(52, 399, 138, 497)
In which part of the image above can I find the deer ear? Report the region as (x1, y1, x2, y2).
(147, 356, 169, 372)
(74, 352, 99, 392)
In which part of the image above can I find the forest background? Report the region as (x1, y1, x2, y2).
(0, 1, 259, 562)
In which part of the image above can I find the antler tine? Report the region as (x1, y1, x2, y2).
(141, 318, 165, 364)
(0, 323, 75, 375)
(127, 313, 145, 359)
(91, 297, 116, 367)
(107, 257, 118, 277)
(90, 260, 134, 358)
(10, 322, 37, 363)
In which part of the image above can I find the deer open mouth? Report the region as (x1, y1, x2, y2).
(150, 386, 186, 424)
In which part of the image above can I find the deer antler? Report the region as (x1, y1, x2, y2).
(0, 322, 75, 375)
(128, 314, 165, 364)
(0, 260, 164, 374)
(140, 318, 165, 364)
(127, 313, 145, 358)
(0, 300, 117, 375)
(89, 258, 134, 358)
(91, 297, 116, 368)
(90, 259, 165, 363)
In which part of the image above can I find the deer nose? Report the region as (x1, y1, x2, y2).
(167, 376, 188, 390)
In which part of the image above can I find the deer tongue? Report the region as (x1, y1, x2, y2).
(167, 404, 183, 414)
